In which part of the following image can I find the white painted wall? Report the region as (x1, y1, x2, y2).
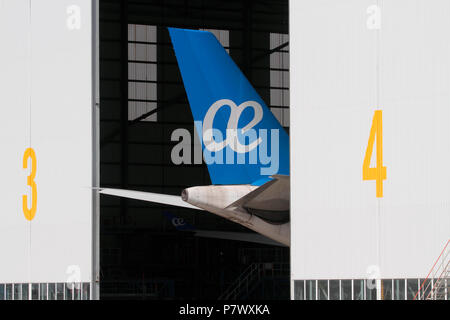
(0, 0, 93, 283)
(290, 0, 450, 283)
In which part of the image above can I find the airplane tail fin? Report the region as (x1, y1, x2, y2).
(168, 28, 289, 185)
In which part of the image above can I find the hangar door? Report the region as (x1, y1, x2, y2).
(0, 0, 98, 300)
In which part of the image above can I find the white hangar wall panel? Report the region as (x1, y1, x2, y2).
(0, 0, 93, 284)
(290, 0, 450, 281)
(0, 0, 31, 284)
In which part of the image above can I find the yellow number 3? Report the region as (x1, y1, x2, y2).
(23, 148, 37, 221)
(363, 110, 387, 198)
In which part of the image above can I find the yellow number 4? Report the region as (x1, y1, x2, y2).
(363, 110, 387, 198)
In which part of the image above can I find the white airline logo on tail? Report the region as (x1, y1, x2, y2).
(202, 99, 263, 153)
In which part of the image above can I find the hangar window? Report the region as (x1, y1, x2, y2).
(200, 29, 230, 53)
(65, 283, 73, 300)
(5, 284, 12, 300)
(48, 283, 56, 300)
(420, 278, 431, 299)
(294, 278, 425, 300)
(318, 280, 328, 300)
(305, 280, 316, 300)
(341, 280, 352, 300)
(39, 283, 47, 300)
(82, 283, 90, 300)
(294, 280, 305, 300)
(0, 282, 88, 300)
(13, 283, 20, 300)
(353, 280, 364, 300)
(128, 24, 158, 122)
(74, 286, 81, 300)
(21, 283, 29, 300)
(269, 33, 289, 127)
(56, 283, 64, 300)
(329, 280, 340, 300)
(353, 279, 365, 300)
(31, 283, 39, 300)
(393, 279, 406, 300)
(365, 281, 377, 300)
(381, 279, 393, 300)
(407, 279, 419, 299)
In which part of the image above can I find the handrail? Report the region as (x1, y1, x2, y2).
(414, 239, 449, 300)
(421, 249, 450, 299)
(218, 263, 260, 300)
(425, 259, 450, 300)
(218, 262, 290, 300)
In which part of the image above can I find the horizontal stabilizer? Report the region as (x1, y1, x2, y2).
(194, 230, 286, 247)
(99, 188, 202, 210)
(227, 175, 289, 212)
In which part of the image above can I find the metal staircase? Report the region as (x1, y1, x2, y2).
(218, 263, 262, 300)
(218, 263, 289, 300)
(415, 239, 449, 300)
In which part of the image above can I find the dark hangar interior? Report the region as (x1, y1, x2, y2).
(99, 0, 290, 299)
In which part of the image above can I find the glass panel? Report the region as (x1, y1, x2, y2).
(31, 283, 39, 300)
(435, 278, 446, 300)
(65, 283, 73, 300)
(6, 284, 12, 300)
(381, 279, 392, 300)
(270, 89, 283, 106)
(406, 279, 418, 300)
(365, 280, 377, 300)
(13, 284, 21, 300)
(329, 280, 340, 300)
(0, 284, 4, 300)
(270, 70, 282, 87)
(305, 280, 316, 300)
(341, 280, 352, 300)
(421, 278, 431, 300)
(282, 108, 290, 127)
(21, 283, 29, 300)
(271, 107, 283, 124)
(318, 280, 328, 300)
(82, 283, 90, 300)
(294, 280, 304, 300)
(48, 283, 56, 300)
(447, 279, 449, 300)
(56, 283, 64, 300)
(283, 89, 289, 105)
(353, 280, 364, 300)
(40, 283, 47, 300)
(270, 52, 289, 70)
(74, 286, 81, 300)
(127, 24, 158, 123)
(393, 279, 405, 300)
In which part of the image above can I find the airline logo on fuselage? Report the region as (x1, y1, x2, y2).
(171, 217, 186, 227)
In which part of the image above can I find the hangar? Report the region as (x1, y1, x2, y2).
(0, 0, 290, 300)
(0, 0, 448, 300)
(99, 0, 290, 300)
